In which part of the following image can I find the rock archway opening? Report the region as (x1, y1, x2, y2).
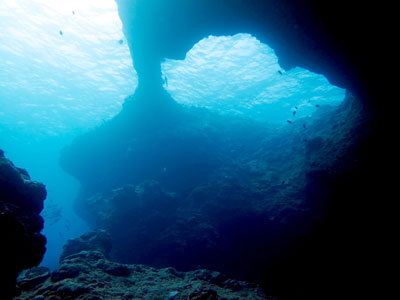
(161, 33, 346, 124)
(60, 29, 367, 291)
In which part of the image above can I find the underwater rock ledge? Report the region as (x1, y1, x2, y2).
(60, 88, 370, 300)
(16, 230, 274, 300)
(0, 150, 47, 300)
(114, 1, 392, 298)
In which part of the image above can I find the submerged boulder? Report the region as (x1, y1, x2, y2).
(59, 229, 112, 262)
(0, 150, 47, 299)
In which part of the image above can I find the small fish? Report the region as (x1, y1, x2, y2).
(286, 120, 292, 124)
(59, 30, 63, 36)
(72, 11, 75, 15)
(295, 106, 298, 110)
(315, 104, 320, 108)
(168, 291, 179, 299)
(293, 111, 296, 116)
(303, 123, 306, 129)
(281, 180, 285, 185)
(118, 39, 123, 45)
(277, 70, 283, 75)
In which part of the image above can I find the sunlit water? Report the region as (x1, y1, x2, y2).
(0, 0, 136, 268)
(0, 0, 137, 137)
(163, 33, 345, 123)
(0, 1, 344, 269)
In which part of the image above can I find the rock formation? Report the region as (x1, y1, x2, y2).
(77, 92, 366, 273)
(59, 229, 112, 262)
(115, 0, 387, 108)
(60, 1, 391, 299)
(16, 231, 273, 300)
(61, 84, 371, 300)
(0, 150, 47, 299)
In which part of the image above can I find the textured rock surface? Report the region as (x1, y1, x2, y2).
(0, 151, 47, 299)
(16, 250, 272, 300)
(59, 229, 112, 262)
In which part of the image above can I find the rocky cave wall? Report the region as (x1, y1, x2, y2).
(0, 151, 47, 300)
(60, 90, 370, 300)
(116, 0, 387, 110)
(60, 1, 390, 300)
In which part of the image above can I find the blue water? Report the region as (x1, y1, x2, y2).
(163, 33, 345, 123)
(0, 0, 345, 270)
(0, 0, 136, 269)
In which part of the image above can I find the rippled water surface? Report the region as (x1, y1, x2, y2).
(0, 0, 137, 137)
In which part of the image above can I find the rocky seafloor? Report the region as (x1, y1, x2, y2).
(15, 230, 274, 300)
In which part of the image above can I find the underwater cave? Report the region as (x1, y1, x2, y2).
(0, 1, 391, 300)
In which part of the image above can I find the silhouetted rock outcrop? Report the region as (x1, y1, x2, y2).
(115, 0, 388, 111)
(0, 150, 47, 299)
